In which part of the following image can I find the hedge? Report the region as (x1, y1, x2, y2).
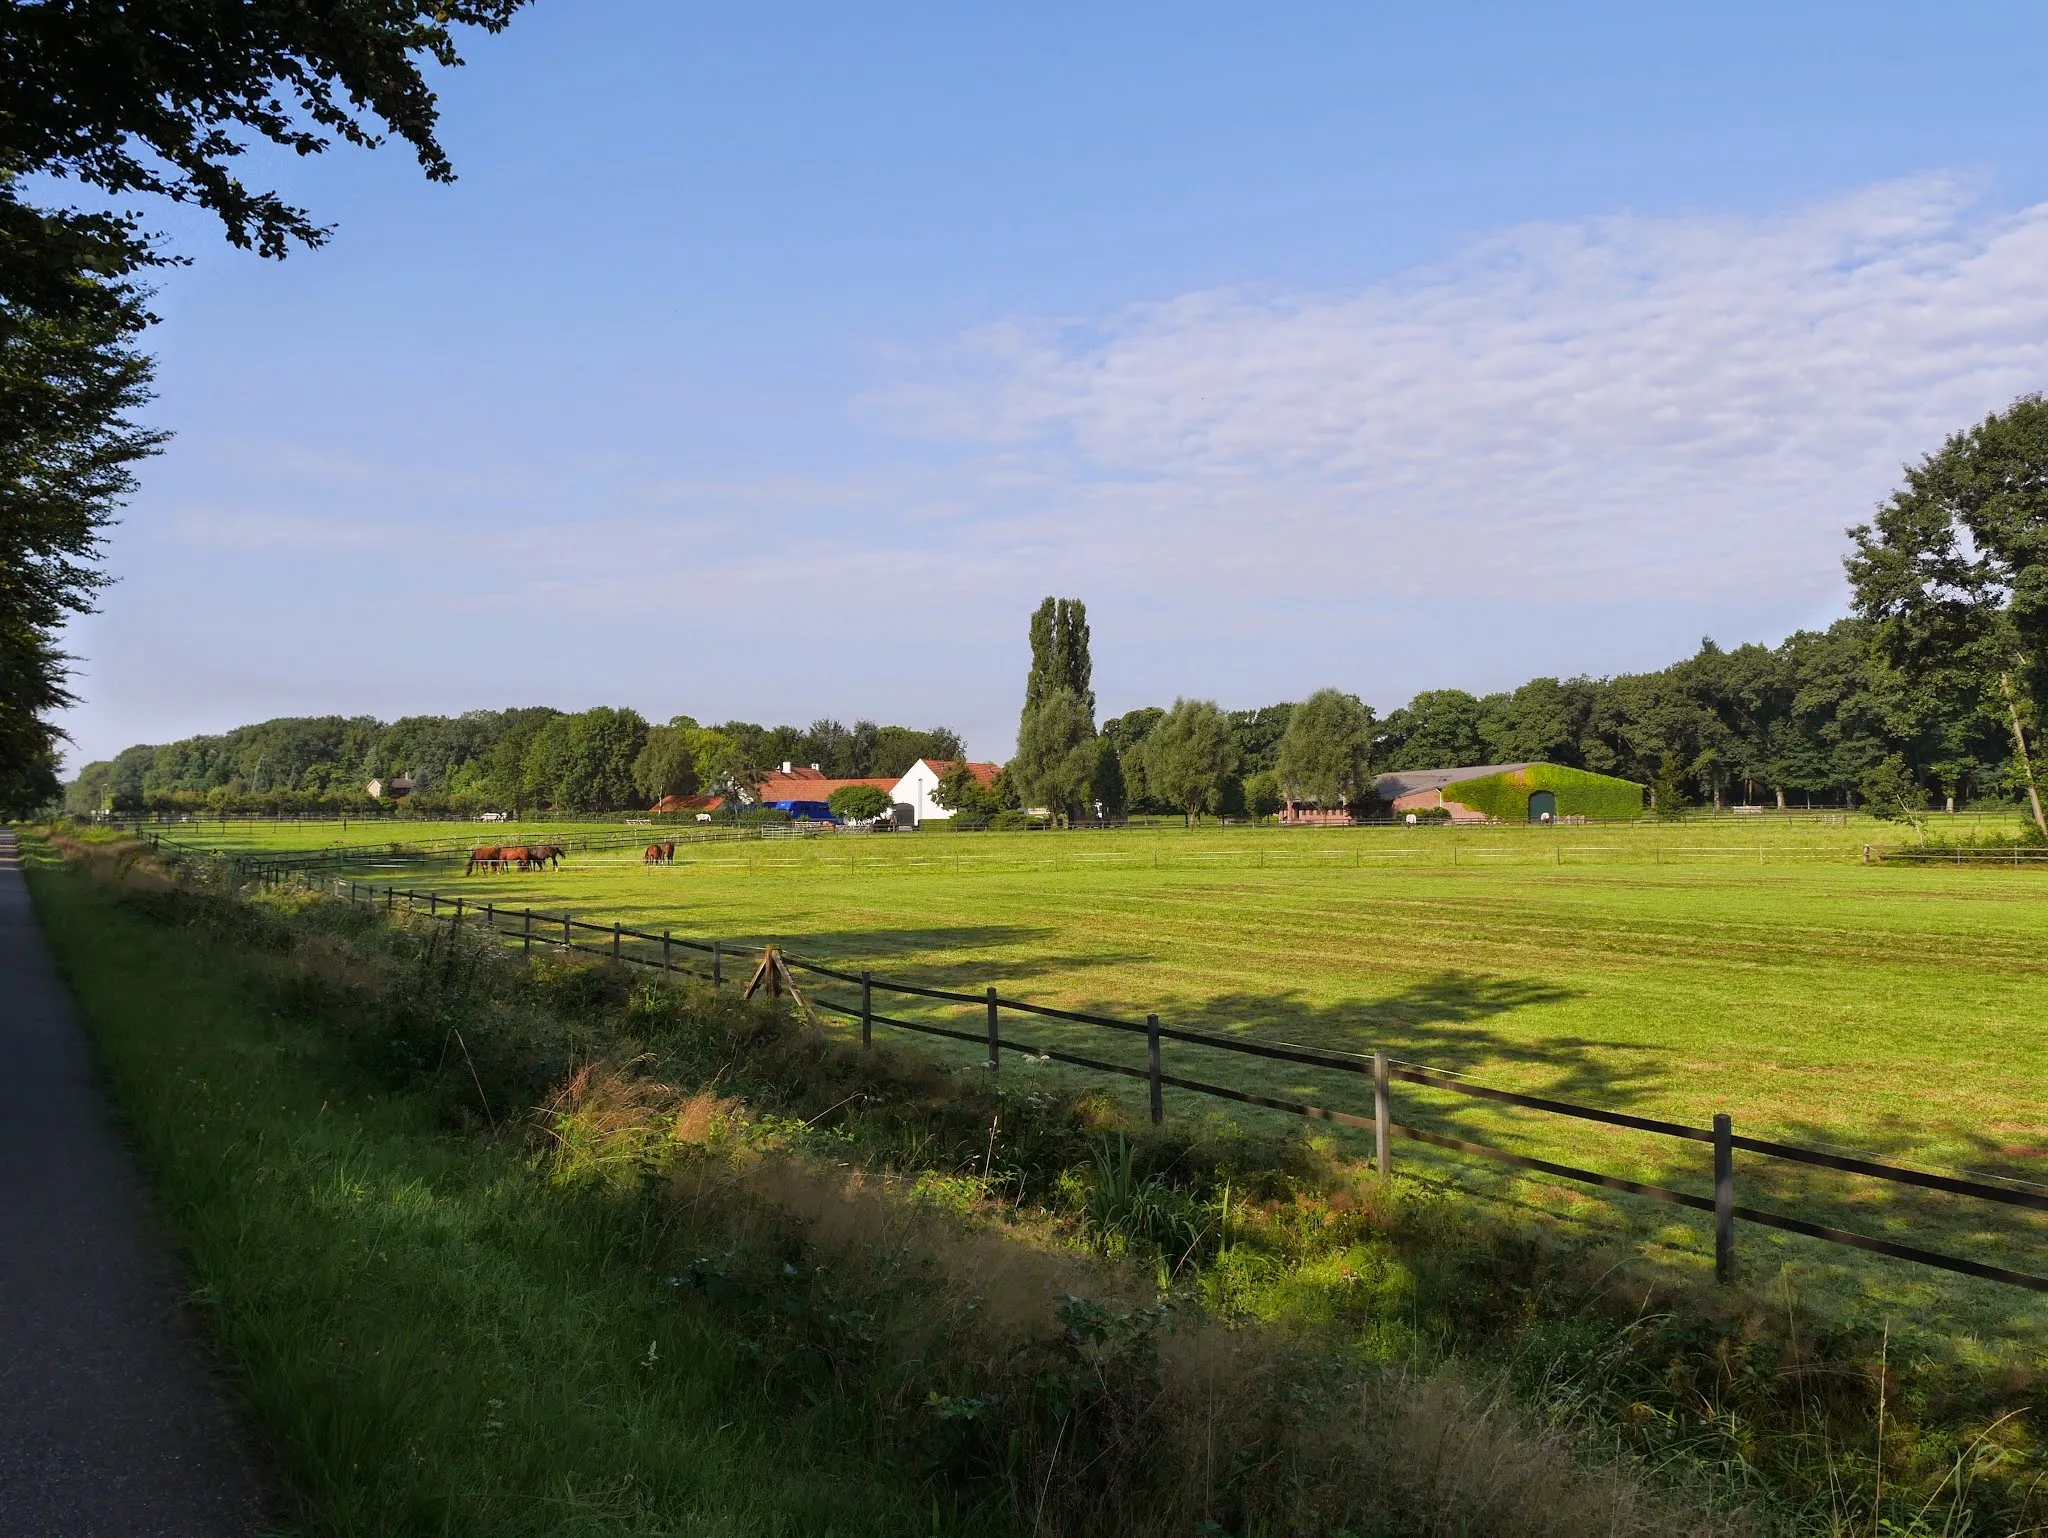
(1440, 763, 1645, 822)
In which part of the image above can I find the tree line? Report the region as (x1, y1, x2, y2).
(66, 711, 962, 818)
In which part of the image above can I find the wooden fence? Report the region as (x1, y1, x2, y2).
(175, 840, 2048, 1297)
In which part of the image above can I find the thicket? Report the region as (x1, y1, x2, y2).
(47, 830, 2046, 1536)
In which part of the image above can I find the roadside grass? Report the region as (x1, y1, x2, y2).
(232, 832, 2048, 1356)
(20, 839, 1011, 1537)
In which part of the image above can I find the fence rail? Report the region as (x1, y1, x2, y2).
(155, 835, 2048, 1298)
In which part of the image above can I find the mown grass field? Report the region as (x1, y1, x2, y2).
(171, 818, 2048, 1350)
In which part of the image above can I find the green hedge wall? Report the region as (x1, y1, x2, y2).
(1440, 763, 1644, 822)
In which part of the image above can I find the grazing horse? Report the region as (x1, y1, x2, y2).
(496, 845, 531, 872)
(663, 840, 675, 863)
(529, 844, 565, 870)
(466, 846, 501, 875)
(643, 844, 663, 865)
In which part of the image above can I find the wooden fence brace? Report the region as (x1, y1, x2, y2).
(861, 970, 872, 1048)
(1147, 1013, 1163, 1125)
(1374, 1050, 1391, 1179)
(985, 987, 1000, 1072)
(662, 931, 672, 973)
(1714, 1112, 1735, 1284)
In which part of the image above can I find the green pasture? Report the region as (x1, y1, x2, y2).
(171, 818, 2048, 1349)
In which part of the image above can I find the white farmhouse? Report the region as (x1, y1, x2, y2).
(890, 758, 1002, 827)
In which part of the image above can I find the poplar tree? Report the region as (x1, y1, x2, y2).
(1024, 597, 1094, 716)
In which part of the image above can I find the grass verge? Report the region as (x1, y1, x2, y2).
(22, 833, 1003, 1536)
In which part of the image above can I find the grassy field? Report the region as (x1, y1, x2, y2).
(166, 818, 2048, 1350)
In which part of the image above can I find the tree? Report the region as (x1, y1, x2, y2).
(1024, 597, 1094, 716)
(0, 202, 162, 815)
(828, 784, 892, 823)
(932, 760, 1001, 816)
(632, 721, 702, 804)
(1275, 689, 1374, 816)
(1011, 688, 1096, 824)
(6, 1, 526, 812)
(691, 730, 758, 822)
(1847, 396, 2048, 837)
(2, 2, 529, 272)
(1146, 698, 1237, 825)
(1377, 689, 1488, 771)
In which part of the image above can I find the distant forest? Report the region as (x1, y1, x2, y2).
(66, 712, 963, 816)
(69, 612, 2024, 817)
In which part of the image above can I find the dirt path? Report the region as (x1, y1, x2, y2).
(0, 830, 265, 1536)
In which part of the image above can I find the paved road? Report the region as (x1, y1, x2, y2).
(0, 829, 266, 1536)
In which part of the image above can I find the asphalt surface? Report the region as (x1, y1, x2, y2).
(0, 829, 266, 1536)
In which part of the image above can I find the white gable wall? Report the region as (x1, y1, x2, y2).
(890, 760, 952, 827)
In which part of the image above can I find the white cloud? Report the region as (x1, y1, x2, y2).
(890, 176, 2048, 604)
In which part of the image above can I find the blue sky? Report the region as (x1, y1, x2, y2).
(55, 2, 2048, 767)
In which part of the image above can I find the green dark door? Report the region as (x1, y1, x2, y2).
(1527, 790, 1557, 822)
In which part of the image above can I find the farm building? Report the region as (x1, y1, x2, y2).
(365, 775, 413, 801)
(891, 758, 1002, 827)
(1373, 763, 1644, 822)
(754, 764, 899, 822)
(648, 792, 724, 815)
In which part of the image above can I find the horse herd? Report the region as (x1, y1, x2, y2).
(643, 841, 676, 864)
(464, 844, 565, 874)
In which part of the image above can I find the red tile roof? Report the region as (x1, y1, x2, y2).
(755, 771, 897, 802)
(918, 759, 1001, 788)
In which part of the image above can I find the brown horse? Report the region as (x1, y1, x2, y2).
(663, 840, 675, 863)
(643, 844, 663, 865)
(528, 844, 565, 869)
(496, 845, 531, 872)
(466, 846, 501, 875)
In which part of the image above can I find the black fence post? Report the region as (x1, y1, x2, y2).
(985, 986, 1000, 1072)
(612, 921, 621, 960)
(1146, 1013, 1163, 1125)
(523, 908, 533, 955)
(429, 892, 438, 917)
(712, 940, 722, 987)
(562, 914, 570, 950)
(454, 897, 463, 927)
(662, 931, 672, 974)
(1373, 1050, 1391, 1179)
(1714, 1112, 1735, 1284)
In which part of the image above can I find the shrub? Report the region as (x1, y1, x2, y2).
(1443, 763, 1644, 822)
(829, 784, 894, 823)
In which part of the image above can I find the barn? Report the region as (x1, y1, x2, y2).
(1374, 762, 1644, 823)
(891, 758, 1002, 827)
